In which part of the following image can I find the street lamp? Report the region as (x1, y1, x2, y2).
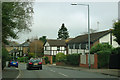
(71, 3, 91, 69)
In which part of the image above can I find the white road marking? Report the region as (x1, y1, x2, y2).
(50, 70, 55, 72)
(14, 68, 21, 80)
(58, 72, 68, 77)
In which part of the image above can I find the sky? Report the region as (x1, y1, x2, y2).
(12, 1, 118, 44)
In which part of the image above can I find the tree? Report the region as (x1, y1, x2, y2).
(57, 23, 69, 40)
(2, 2, 33, 44)
(39, 36, 47, 44)
(29, 40, 44, 57)
(112, 20, 120, 45)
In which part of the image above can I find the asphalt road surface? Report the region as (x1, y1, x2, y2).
(16, 63, 118, 78)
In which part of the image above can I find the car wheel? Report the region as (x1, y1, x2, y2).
(27, 67, 30, 70)
(8, 64, 10, 67)
(40, 67, 42, 70)
(16, 66, 18, 68)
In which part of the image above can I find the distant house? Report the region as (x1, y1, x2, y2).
(19, 40, 30, 56)
(5, 41, 20, 57)
(44, 39, 67, 56)
(67, 30, 119, 55)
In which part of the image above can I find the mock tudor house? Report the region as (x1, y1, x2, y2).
(44, 39, 67, 55)
(67, 30, 119, 55)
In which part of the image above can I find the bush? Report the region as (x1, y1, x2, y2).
(18, 57, 28, 63)
(65, 53, 80, 66)
(90, 43, 112, 54)
(43, 56, 49, 64)
(111, 47, 120, 54)
(28, 53, 35, 59)
(97, 50, 111, 68)
(2, 47, 9, 70)
(56, 53, 66, 62)
(52, 56, 56, 63)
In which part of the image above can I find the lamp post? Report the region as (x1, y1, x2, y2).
(71, 3, 91, 69)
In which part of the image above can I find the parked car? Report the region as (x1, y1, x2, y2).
(8, 60, 18, 68)
(26, 58, 42, 70)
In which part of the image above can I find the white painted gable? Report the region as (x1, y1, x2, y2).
(44, 42, 50, 46)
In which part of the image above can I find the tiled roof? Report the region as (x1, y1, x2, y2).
(47, 39, 66, 46)
(6, 41, 19, 47)
(67, 30, 111, 44)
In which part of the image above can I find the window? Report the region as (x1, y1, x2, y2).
(75, 44, 79, 49)
(69, 44, 73, 49)
(57, 46, 60, 51)
(81, 44, 86, 49)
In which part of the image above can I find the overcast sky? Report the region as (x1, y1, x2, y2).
(12, 2, 118, 44)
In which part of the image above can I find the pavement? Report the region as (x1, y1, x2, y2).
(47, 64, 120, 77)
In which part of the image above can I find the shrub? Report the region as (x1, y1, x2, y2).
(2, 47, 9, 69)
(97, 50, 111, 68)
(90, 43, 112, 54)
(56, 53, 66, 62)
(111, 47, 120, 54)
(18, 57, 28, 63)
(52, 56, 56, 63)
(43, 56, 49, 64)
(65, 53, 80, 66)
(28, 53, 35, 59)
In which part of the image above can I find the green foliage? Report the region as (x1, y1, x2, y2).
(2, 47, 9, 69)
(65, 54, 80, 66)
(97, 50, 111, 68)
(28, 53, 35, 59)
(111, 47, 120, 54)
(57, 23, 69, 40)
(39, 36, 47, 43)
(56, 53, 66, 62)
(18, 57, 28, 63)
(2, 2, 33, 44)
(112, 20, 120, 45)
(43, 56, 49, 64)
(90, 43, 112, 54)
(52, 56, 56, 63)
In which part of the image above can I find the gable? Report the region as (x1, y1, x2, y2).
(44, 42, 50, 46)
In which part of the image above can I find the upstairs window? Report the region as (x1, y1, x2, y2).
(57, 46, 60, 51)
(75, 44, 79, 49)
(69, 44, 73, 49)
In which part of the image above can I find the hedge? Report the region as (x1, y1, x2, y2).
(97, 50, 111, 68)
(65, 53, 80, 66)
(56, 53, 66, 62)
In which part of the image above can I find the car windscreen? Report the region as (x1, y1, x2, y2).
(30, 59, 41, 62)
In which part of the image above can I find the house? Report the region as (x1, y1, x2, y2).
(67, 30, 119, 55)
(5, 41, 20, 57)
(44, 39, 67, 56)
(19, 40, 30, 56)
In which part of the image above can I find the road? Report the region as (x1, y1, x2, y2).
(2, 63, 119, 80)
(16, 63, 118, 78)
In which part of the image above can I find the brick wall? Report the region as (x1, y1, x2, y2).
(44, 55, 53, 64)
(79, 54, 98, 69)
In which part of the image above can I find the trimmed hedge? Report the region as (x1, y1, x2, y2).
(65, 54, 80, 66)
(97, 50, 111, 68)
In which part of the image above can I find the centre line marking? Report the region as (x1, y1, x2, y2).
(58, 72, 68, 77)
